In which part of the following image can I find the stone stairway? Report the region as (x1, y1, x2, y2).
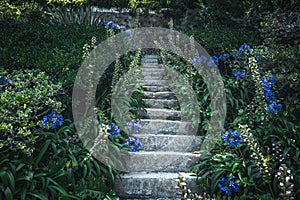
(114, 55, 201, 199)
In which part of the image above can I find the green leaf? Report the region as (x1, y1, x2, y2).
(27, 191, 48, 200)
(34, 139, 51, 168)
(4, 187, 13, 200)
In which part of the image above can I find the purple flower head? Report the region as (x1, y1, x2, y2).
(233, 70, 246, 79)
(207, 56, 219, 67)
(192, 55, 207, 66)
(107, 123, 120, 138)
(222, 130, 242, 148)
(0, 76, 11, 91)
(238, 43, 250, 53)
(124, 136, 142, 152)
(218, 175, 239, 196)
(42, 112, 64, 129)
(219, 53, 230, 60)
(261, 75, 277, 103)
(103, 21, 126, 30)
(266, 101, 282, 114)
(126, 120, 141, 133)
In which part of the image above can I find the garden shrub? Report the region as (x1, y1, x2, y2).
(0, 69, 63, 155)
(171, 41, 300, 199)
(0, 121, 115, 199)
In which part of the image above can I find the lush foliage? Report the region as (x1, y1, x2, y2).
(1, 0, 299, 199)
(0, 69, 63, 155)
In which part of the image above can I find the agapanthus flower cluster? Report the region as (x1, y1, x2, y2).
(103, 21, 126, 30)
(237, 43, 251, 55)
(261, 74, 282, 114)
(275, 164, 294, 200)
(218, 175, 239, 196)
(192, 52, 230, 68)
(233, 69, 246, 79)
(124, 136, 142, 152)
(222, 129, 242, 148)
(126, 120, 141, 134)
(219, 53, 230, 60)
(0, 76, 11, 91)
(43, 112, 64, 129)
(192, 55, 220, 67)
(107, 123, 121, 139)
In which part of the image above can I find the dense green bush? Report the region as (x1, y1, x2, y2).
(0, 69, 63, 155)
(0, 121, 115, 199)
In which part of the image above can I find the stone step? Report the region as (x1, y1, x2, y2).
(138, 108, 181, 120)
(141, 68, 165, 73)
(143, 86, 171, 92)
(144, 99, 179, 109)
(115, 172, 199, 199)
(142, 75, 167, 80)
(141, 63, 162, 68)
(141, 58, 158, 63)
(142, 79, 169, 86)
(143, 91, 176, 99)
(139, 119, 196, 135)
(135, 134, 201, 152)
(143, 55, 158, 59)
(141, 70, 166, 76)
(125, 151, 200, 172)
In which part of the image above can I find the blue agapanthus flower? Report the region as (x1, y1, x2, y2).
(238, 43, 250, 53)
(219, 53, 230, 60)
(266, 100, 282, 114)
(192, 55, 207, 66)
(218, 175, 239, 196)
(126, 120, 141, 133)
(43, 113, 64, 129)
(103, 21, 126, 30)
(0, 76, 11, 91)
(107, 123, 121, 138)
(222, 129, 242, 148)
(124, 136, 142, 152)
(233, 70, 246, 79)
(52, 19, 59, 25)
(207, 56, 219, 67)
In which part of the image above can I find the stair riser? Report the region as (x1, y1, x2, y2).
(115, 173, 199, 199)
(126, 153, 200, 172)
(143, 86, 171, 92)
(144, 99, 179, 109)
(142, 80, 169, 86)
(143, 92, 176, 99)
(136, 135, 201, 152)
(139, 120, 196, 135)
(138, 109, 181, 120)
(141, 59, 158, 63)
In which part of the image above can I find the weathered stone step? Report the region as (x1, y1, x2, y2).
(143, 55, 158, 59)
(143, 86, 171, 92)
(139, 119, 196, 135)
(141, 70, 166, 76)
(141, 68, 165, 74)
(144, 99, 179, 109)
(115, 172, 199, 199)
(142, 75, 167, 80)
(141, 63, 162, 68)
(141, 58, 158, 63)
(143, 91, 176, 99)
(125, 151, 200, 172)
(138, 108, 181, 120)
(135, 134, 201, 152)
(142, 79, 169, 86)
